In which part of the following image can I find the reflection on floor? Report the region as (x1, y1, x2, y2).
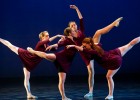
(0, 74, 140, 100)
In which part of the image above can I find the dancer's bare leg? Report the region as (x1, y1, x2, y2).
(0, 38, 37, 98)
(119, 36, 140, 56)
(23, 68, 37, 99)
(27, 47, 56, 61)
(84, 60, 94, 99)
(93, 17, 123, 43)
(58, 72, 71, 100)
(105, 36, 140, 99)
(105, 68, 120, 99)
(0, 38, 18, 54)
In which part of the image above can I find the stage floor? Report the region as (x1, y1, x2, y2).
(0, 75, 140, 100)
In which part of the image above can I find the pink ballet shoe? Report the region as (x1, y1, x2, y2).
(114, 17, 123, 27)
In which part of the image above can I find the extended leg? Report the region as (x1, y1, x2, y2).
(93, 17, 123, 43)
(118, 36, 140, 56)
(0, 38, 19, 54)
(27, 47, 56, 61)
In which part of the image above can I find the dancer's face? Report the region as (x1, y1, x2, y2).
(82, 43, 92, 50)
(70, 29, 77, 38)
(42, 32, 49, 40)
(69, 22, 77, 31)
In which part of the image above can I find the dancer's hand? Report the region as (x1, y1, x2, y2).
(58, 36, 66, 43)
(46, 44, 58, 51)
(70, 5, 78, 10)
(66, 45, 75, 49)
(46, 46, 52, 51)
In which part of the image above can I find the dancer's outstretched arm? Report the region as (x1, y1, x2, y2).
(49, 35, 64, 42)
(93, 17, 123, 44)
(70, 5, 83, 19)
(67, 45, 83, 51)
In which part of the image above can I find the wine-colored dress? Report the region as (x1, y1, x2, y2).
(73, 19, 90, 66)
(82, 44, 122, 70)
(18, 40, 50, 71)
(54, 37, 78, 73)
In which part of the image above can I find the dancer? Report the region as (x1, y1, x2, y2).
(67, 17, 140, 99)
(27, 27, 78, 100)
(69, 5, 94, 98)
(0, 31, 63, 99)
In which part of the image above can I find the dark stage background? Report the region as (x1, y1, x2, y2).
(0, 0, 140, 78)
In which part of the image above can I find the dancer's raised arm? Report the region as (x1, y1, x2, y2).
(70, 5, 83, 19)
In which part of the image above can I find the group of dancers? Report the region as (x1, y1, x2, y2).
(0, 5, 140, 100)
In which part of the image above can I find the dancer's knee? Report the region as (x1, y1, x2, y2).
(106, 75, 113, 80)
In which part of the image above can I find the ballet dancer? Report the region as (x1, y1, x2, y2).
(69, 5, 94, 98)
(0, 31, 63, 99)
(27, 27, 79, 100)
(67, 17, 140, 99)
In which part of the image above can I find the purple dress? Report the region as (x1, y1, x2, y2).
(73, 19, 90, 66)
(82, 44, 122, 70)
(54, 37, 77, 73)
(18, 40, 50, 71)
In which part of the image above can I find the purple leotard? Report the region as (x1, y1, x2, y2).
(54, 37, 77, 73)
(82, 44, 122, 70)
(18, 40, 50, 71)
(73, 19, 90, 66)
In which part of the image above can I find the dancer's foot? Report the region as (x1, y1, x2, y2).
(84, 92, 93, 99)
(27, 94, 38, 99)
(27, 47, 34, 54)
(130, 36, 140, 46)
(114, 17, 123, 27)
(105, 95, 113, 100)
(62, 97, 72, 100)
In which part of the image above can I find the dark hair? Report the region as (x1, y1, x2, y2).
(64, 27, 72, 36)
(82, 37, 104, 56)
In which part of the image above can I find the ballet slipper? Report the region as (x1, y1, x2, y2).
(105, 95, 113, 100)
(114, 17, 123, 27)
(62, 97, 72, 100)
(27, 94, 38, 99)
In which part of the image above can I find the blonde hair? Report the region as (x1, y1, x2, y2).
(68, 21, 76, 27)
(39, 31, 48, 40)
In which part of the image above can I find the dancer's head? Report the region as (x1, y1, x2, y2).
(39, 31, 49, 41)
(68, 21, 77, 31)
(82, 37, 104, 56)
(82, 37, 94, 50)
(64, 27, 77, 38)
